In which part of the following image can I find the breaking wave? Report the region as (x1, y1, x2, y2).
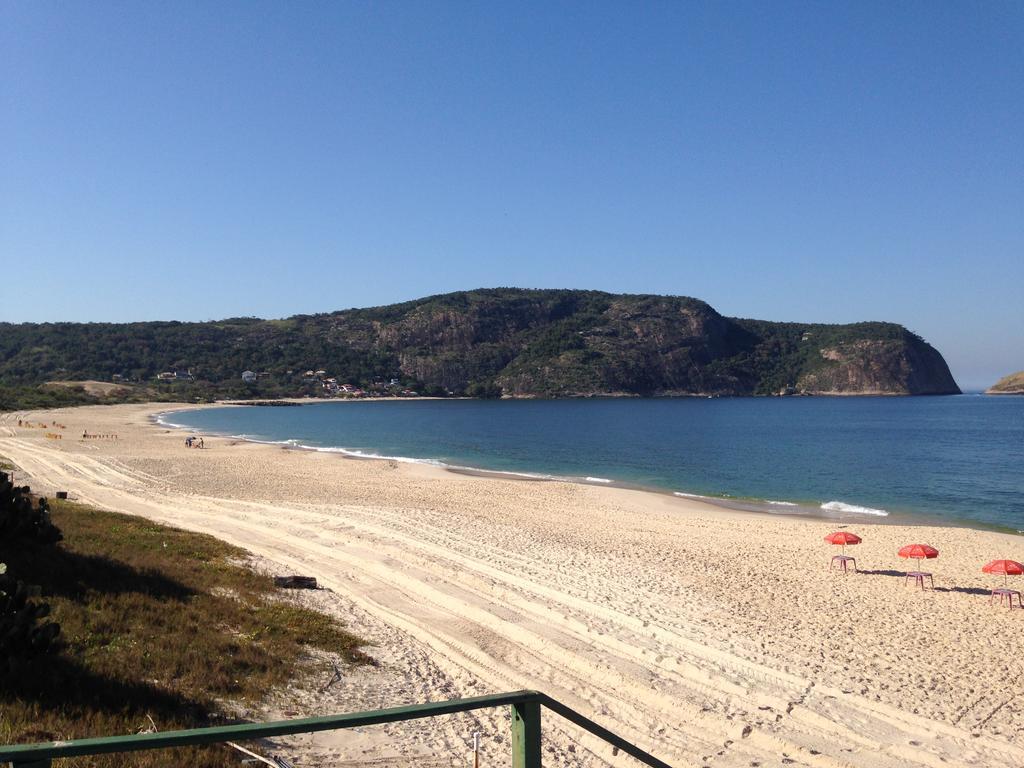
(820, 501, 889, 517)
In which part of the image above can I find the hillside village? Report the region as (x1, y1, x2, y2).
(297, 370, 422, 398)
(154, 367, 425, 399)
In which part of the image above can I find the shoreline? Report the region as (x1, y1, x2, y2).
(4, 402, 1024, 767)
(152, 403, 872, 527)
(154, 401, 1022, 537)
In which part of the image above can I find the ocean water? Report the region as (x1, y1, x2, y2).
(163, 396, 1024, 531)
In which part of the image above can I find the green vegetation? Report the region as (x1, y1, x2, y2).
(1, 473, 64, 681)
(0, 383, 116, 412)
(0, 489, 370, 767)
(718, 319, 922, 395)
(0, 288, 959, 405)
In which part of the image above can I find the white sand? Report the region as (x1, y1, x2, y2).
(2, 403, 1023, 768)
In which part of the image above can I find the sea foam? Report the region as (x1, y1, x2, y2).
(820, 500, 889, 517)
(154, 412, 189, 429)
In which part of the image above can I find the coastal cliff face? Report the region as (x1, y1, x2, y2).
(986, 371, 1024, 394)
(0, 288, 961, 399)
(796, 338, 961, 395)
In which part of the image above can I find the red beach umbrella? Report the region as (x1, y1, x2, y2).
(824, 531, 862, 554)
(982, 559, 1024, 586)
(898, 544, 939, 561)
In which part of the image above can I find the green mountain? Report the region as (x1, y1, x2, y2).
(0, 288, 960, 403)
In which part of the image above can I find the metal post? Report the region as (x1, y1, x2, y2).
(511, 700, 541, 768)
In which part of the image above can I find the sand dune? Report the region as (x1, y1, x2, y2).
(2, 403, 1023, 768)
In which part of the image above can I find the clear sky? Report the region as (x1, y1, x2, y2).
(2, 2, 1021, 390)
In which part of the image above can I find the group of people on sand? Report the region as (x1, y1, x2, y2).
(185, 436, 204, 449)
(17, 419, 66, 430)
(81, 430, 117, 440)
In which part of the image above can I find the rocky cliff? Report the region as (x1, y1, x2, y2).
(795, 338, 961, 395)
(0, 288, 961, 399)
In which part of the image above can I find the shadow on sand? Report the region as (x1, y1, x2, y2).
(842, 569, 1000, 597)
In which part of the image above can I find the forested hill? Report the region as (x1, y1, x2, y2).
(0, 289, 960, 404)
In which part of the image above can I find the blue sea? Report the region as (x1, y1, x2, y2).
(162, 396, 1024, 532)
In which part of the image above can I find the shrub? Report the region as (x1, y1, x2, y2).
(0, 472, 63, 546)
(0, 562, 62, 678)
(0, 472, 63, 676)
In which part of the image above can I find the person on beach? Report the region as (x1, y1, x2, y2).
(198, 437, 204, 449)
(186, 436, 193, 448)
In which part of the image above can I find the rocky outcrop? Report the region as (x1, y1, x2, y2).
(986, 371, 1024, 395)
(797, 337, 960, 395)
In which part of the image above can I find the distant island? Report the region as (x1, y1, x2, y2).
(986, 371, 1024, 395)
(0, 288, 960, 410)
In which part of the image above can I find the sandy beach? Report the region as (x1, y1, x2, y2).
(2, 403, 1023, 768)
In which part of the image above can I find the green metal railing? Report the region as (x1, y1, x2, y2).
(0, 690, 672, 768)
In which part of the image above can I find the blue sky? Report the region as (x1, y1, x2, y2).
(1, 2, 1021, 389)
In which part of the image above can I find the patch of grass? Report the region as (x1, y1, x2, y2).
(0, 457, 14, 471)
(0, 501, 371, 766)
